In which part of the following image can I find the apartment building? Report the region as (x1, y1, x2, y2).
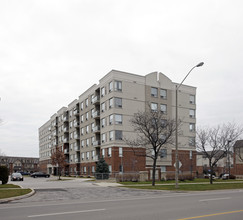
(39, 70, 197, 178)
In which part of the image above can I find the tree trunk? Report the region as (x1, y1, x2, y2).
(152, 158, 157, 186)
(209, 163, 213, 184)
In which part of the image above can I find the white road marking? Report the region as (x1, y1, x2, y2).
(199, 197, 231, 202)
(28, 208, 106, 218)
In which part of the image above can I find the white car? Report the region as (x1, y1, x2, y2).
(221, 174, 230, 179)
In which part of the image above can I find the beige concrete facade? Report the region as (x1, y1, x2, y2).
(39, 70, 196, 176)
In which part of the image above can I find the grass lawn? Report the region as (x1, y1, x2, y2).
(0, 189, 32, 199)
(119, 178, 241, 185)
(122, 182, 243, 191)
(0, 184, 21, 189)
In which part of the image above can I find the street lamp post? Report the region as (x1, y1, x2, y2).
(175, 62, 204, 189)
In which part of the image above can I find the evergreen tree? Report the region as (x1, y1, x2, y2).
(95, 157, 109, 179)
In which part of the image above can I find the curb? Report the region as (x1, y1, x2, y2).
(0, 188, 35, 204)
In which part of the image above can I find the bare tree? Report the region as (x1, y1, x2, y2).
(125, 109, 177, 186)
(51, 147, 67, 180)
(197, 123, 243, 184)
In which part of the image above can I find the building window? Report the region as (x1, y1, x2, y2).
(190, 150, 192, 160)
(85, 98, 88, 107)
(81, 127, 84, 135)
(91, 136, 95, 145)
(109, 81, 113, 92)
(190, 95, 195, 104)
(115, 114, 122, 124)
(151, 103, 158, 111)
(81, 115, 84, 123)
(92, 150, 95, 159)
(189, 109, 195, 118)
(160, 104, 167, 114)
(109, 131, 114, 141)
(114, 81, 122, 91)
(159, 149, 167, 158)
(108, 147, 112, 157)
(160, 89, 167, 99)
(102, 148, 105, 157)
(109, 165, 112, 173)
(81, 140, 84, 148)
(91, 123, 95, 132)
(86, 112, 89, 120)
(109, 115, 113, 125)
(101, 102, 105, 112)
(189, 123, 195, 132)
(92, 166, 95, 173)
(80, 102, 84, 110)
(101, 118, 106, 128)
(114, 97, 122, 108)
(69, 110, 73, 117)
(81, 153, 84, 160)
(189, 137, 195, 146)
(91, 108, 95, 118)
(83, 167, 86, 174)
(101, 87, 105, 97)
(115, 130, 123, 140)
(86, 125, 89, 134)
(109, 98, 113, 108)
(151, 87, 158, 97)
(86, 138, 89, 147)
(102, 133, 106, 143)
(119, 147, 123, 157)
(86, 152, 90, 160)
(161, 166, 166, 172)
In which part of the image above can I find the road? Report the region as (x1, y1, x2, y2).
(1, 177, 243, 220)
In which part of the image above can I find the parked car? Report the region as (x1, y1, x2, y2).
(204, 174, 216, 179)
(221, 173, 230, 180)
(31, 172, 50, 178)
(11, 172, 24, 181)
(18, 171, 30, 175)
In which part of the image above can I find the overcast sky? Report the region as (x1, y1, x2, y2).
(1, 0, 243, 157)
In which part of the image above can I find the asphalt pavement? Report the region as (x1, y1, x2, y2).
(1, 176, 243, 220)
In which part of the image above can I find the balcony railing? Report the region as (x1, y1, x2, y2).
(93, 140, 101, 146)
(92, 111, 100, 118)
(74, 109, 79, 115)
(93, 155, 100, 161)
(74, 122, 80, 127)
(74, 146, 80, 151)
(64, 127, 69, 133)
(92, 125, 100, 133)
(74, 134, 80, 139)
(75, 158, 80, 163)
(92, 96, 100, 104)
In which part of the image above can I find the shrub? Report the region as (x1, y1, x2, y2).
(116, 173, 140, 182)
(0, 166, 9, 184)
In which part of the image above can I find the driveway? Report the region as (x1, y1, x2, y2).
(9, 176, 170, 204)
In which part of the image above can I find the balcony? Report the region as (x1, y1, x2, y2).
(74, 109, 79, 115)
(93, 140, 101, 146)
(75, 158, 80, 163)
(92, 125, 100, 133)
(64, 149, 69, 154)
(92, 96, 100, 105)
(74, 146, 80, 151)
(74, 121, 80, 127)
(92, 111, 100, 119)
(74, 134, 80, 139)
(93, 155, 100, 161)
